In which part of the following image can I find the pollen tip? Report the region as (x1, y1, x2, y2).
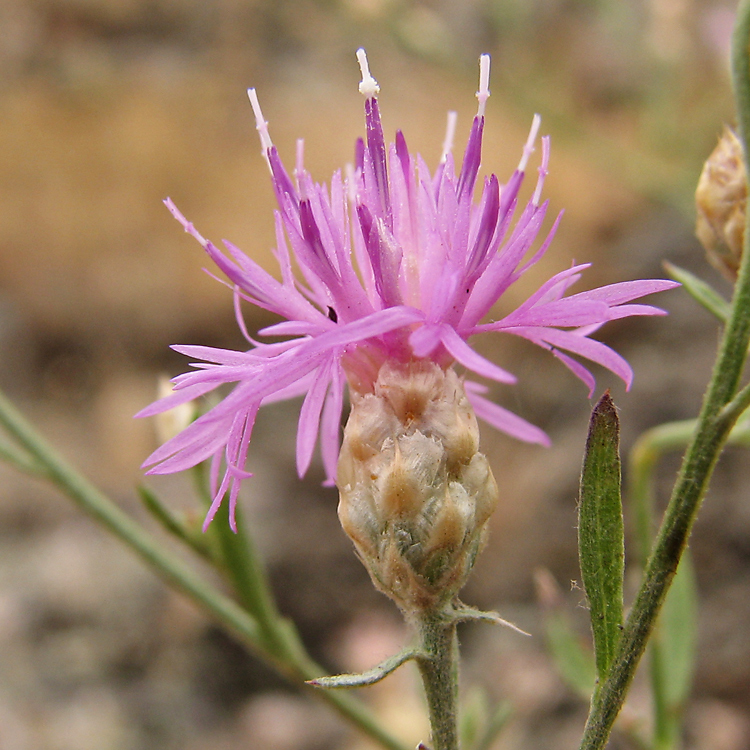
(476, 54, 491, 117)
(356, 48, 380, 99)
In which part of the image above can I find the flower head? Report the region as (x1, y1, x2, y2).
(138, 50, 677, 531)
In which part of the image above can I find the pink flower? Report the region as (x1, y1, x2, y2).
(138, 50, 677, 530)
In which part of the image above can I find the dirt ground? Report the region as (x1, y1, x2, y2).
(1, 1, 749, 748)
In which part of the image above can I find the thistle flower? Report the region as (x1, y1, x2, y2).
(138, 50, 677, 538)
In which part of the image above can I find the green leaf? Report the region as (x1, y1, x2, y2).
(578, 392, 625, 682)
(545, 610, 597, 699)
(664, 262, 732, 322)
(659, 553, 697, 711)
(649, 555, 697, 750)
(473, 701, 512, 750)
(459, 686, 489, 750)
(458, 687, 513, 750)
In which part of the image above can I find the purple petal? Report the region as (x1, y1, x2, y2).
(296, 358, 334, 477)
(480, 298, 610, 330)
(320, 361, 345, 486)
(439, 325, 516, 384)
(605, 304, 669, 320)
(566, 279, 680, 306)
(409, 324, 443, 358)
(135, 381, 217, 418)
(465, 385, 550, 446)
(550, 349, 597, 396)
(509, 326, 633, 389)
(144, 420, 230, 472)
(356, 204, 403, 307)
(465, 174, 501, 284)
(258, 321, 326, 337)
(457, 116, 484, 200)
(364, 97, 391, 223)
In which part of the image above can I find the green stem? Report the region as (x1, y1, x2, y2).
(629, 423, 687, 750)
(208, 492, 292, 655)
(0, 389, 409, 750)
(578, 4, 750, 746)
(630, 418, 750, 750)
(629, 420, 701, 567)
(0, 435, 47, 476)
(416, 615, 460, 750)
(0, 392, 264, 649)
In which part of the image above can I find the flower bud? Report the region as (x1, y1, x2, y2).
(154, 375, 196, 444)
(337, 360, 499, 614)
(695, 127, 747, 281)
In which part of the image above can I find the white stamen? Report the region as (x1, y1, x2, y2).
(295, 139, 305, 190)
(518, 113, 541, 172)
(345, 163, 358, 204)
(532, 135, 550, 207)
(247, 88, 273, 171)
(357, 48, 380, 99)
(476, 54, 491, 117)
(440, 110, 458, 163)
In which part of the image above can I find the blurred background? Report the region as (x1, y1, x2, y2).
(1, 0, 748, 748)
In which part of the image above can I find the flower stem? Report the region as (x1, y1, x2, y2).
(578, 3, 750, 747)
(416, 615, 460, 750)
(0, 389, 409, 750)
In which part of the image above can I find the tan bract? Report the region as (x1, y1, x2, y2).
(337, 360, 498, 614)
(696, 127, 747, 281)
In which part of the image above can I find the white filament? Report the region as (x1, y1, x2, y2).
(518, 113, 541, 173)
(476, 54, 491, 117)
(295, 138, 305, 191)
(247, 88, 273, 171)
(440, 110, 458, 163)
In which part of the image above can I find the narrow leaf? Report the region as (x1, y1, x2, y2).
(545, 610, 597, 699)
(459, 686, 489, 750)
(578, 391, 625, 681)
(473, 702, 512, 750)
(659, 553, 697, 710)
(138, 485, 214, 561)
(535, 568, 596, 698)
(663, 262, 731, 322)
(308, 648, 420, 689)
(0, 435, 47, 476)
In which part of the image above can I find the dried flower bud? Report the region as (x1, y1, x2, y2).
(695, 127, 747, 281)
(337, 360, 499, 614)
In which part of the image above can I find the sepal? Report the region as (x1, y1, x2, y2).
(451, 602, 530, 636)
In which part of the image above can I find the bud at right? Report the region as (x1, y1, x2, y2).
(695, 127, 747, 281)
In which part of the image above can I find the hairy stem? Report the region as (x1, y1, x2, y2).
(416, 615, 460, 750)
